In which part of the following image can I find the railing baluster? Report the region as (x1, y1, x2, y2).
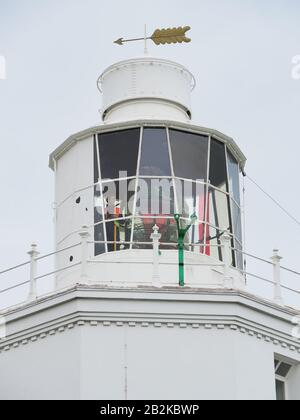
(221, 231, 233, 289)
(79, 225, 90, 281)
(27, 244, 39, 301)
(150, 225, 161, 287)
(271, 249, 283, 305)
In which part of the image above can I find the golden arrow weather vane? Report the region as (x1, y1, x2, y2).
(114, 26, 191, 47)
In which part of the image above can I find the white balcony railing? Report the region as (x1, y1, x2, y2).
(0, 225, 299, 312)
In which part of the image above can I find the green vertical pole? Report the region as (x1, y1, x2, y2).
(174, 213, 197, 288)
(178, 236, 185, 287)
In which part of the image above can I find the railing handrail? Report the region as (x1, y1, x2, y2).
(90, 240, 223, 248)
(232, 247, 273, 266)
(0, 227, 299, 311)
(0, 260, 30, 276)
(279, 265, 300, 277)
(87, 259, 224, 267)
(34, 262, 81, 281)
(233, 247, 300, 276)
(35, 243, 81, 262)
(0, 280, 30, 295)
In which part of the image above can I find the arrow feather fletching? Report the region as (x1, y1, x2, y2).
(151, 26, 191, 45)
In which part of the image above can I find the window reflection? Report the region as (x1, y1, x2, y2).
(169, 129, 208, 181)
(139, 128, 171, 176)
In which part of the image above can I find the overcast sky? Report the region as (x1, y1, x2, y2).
(0, 0, 300, 306)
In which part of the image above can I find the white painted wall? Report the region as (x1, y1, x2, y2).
(79, 325, 285, 400)
(54, 136, 94, 285)
(233, 332, 276, 400)
(55, 136, 94, 206)
(103, 99, 190, 124)
(1, 288, 299, 400)
(0, 322, 297, 400)
(0, 328, 80, 400)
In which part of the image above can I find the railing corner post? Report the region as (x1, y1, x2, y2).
(27, 243, 39, 301)
(271, 248, 283, 305)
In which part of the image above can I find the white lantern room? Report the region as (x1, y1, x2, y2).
(49, 56, 246, 291)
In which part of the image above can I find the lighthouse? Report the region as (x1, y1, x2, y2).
(0, 42, 300, 400)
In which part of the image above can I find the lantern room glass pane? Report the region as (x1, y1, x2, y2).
(133, 177, 177, 250)
(135, 178, 175, 217)
(132, 217, 177, 250)
(94, 138, 103, 224)
(235, 240, 243, 270)
(231, 200, 242, 243)
(227, 150, 241, 204)
(174, 179, 206, 220)
(94, 185, 103, 224)
(106, 219, 132, 252)
(169, 129, 208, 181)
(206, 225, 223, 261)
(94, 222, 105, 255)
(139, 128, 171, 176)
(190, 221, 206, 253)
(102, 179, 136, 220)
(198, 223, 210, 253)
(132, 218, 152, 249)
(98, 128, 140, 180)
(209, 139, 228, 192)
(94, 136, 100, 183)
(208, 187, 231, 232)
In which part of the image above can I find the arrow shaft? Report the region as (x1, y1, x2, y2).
(122, 36, 151, 43)
(121, 33, 188, 44)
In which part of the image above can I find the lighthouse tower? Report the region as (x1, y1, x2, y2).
(0, 54, 300, 400)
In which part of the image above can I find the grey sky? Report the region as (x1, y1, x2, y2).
(0, 0, 300, 304)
